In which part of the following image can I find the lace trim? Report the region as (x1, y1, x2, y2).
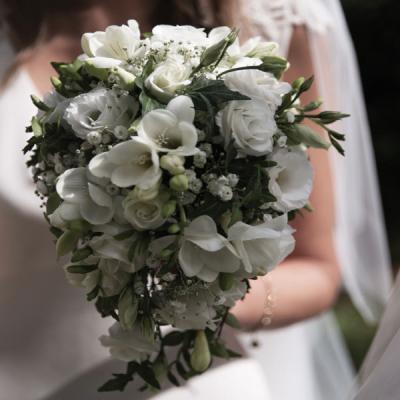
(243, 0, 333, 55)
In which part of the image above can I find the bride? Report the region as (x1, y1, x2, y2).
(0, 0, 391, 399)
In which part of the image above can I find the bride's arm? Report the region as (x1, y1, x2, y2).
(232, 26, 341, 329)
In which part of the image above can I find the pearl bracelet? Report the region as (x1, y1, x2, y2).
(260, 275, 275, 327)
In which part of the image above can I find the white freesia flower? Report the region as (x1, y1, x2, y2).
(100, 322, 160, 362)
(55, 167, 114, 225)
(223, 68, 291, 107)
(216, 99, 277, 156)
(89, 137, 161, 189)
(37, 90, 70, 125)
(138, 96, 198, 156)
(122, 191, 167, 231)
(81, 19, 147, 68)
(228, 215, 295, 275)
(145, 58, 192, 102)
(90, 234, 144, 272)
(268, 148, 314, 212)
(65, 88, 137, 139)
(241, 37, 279, 59)
(179, 216, 240, 282)
(151, 24, 207, 48)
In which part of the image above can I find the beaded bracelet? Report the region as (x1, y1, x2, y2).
(260, 275, 275, 327)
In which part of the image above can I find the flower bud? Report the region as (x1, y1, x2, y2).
(292, 77, 305, 91)
(160, 154, 185, 175)
(169, 174, 189, 192)
(199, 29, 238, 68)
(190, 331, 211, 372)
(219, 273, 235, 291)
(162, 200, 177, 218)
(167, 224, 181, 234)
(111, 66, 136, 90)
(84, 60, 109, 81)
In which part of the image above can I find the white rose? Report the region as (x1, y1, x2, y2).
(138, 96, 198, 156)
(55, 167, 114, 225)
(179, 216, 241, 282)
(65, 88, 138, 139)
(145, 59, 192, 102)
(223, 68, 291, 108)
(100, 322, 160, 362)
(228, 215, 295, 275)
(89, 137, 161, 189)
(268, 148, 314, 212)
(216, 99, 277, 156)
(81, 19, 147, 68)
(122, 193, 167, 231)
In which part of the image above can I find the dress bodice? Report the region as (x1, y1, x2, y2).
(0, 70, 113, 400)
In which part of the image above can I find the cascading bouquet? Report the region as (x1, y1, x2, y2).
(25, 20, 347, 392)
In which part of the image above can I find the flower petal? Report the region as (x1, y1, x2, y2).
(166, 95, 195, 123)
(88, 183, 113, 208)
(56, 168, 89, 204)
(80, 199, 113, 225)
(89, 152, 117, 179)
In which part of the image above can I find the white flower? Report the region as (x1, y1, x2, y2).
(81, 19, 147, 68)
(189, 178, 203, 194)
(151, 24, 207, 48)
(100, 322, 160, 362)
(38, 90, 70, 125)
(156, 285, 218, 330)
(223, 69, 291, 108)
(64, 261, 100, 293)
(55, 168, 114, 225)
(122, 192, 167, 231)
(268, 148, 314, 212)
(240, 37, 279, 59)
(228, 215, 295, 275)
(219, 186, 233, 201)
(145, 58, 192, 102)
(179, 216, 240, 282)
(97, 258, 131, 296)
(227, 174, 239, 187)
(138, 96, 198, 156)
(210, 279, 248, 307)
(89, 137, 161, 189)
(193, 151, 207, 168)
(65, 88, 138, 139)
(216, 99, 277, 156)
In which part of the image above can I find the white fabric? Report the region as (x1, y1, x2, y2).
(353, 272, 400, 400)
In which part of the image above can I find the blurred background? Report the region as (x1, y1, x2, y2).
(335, 0, 400, 370)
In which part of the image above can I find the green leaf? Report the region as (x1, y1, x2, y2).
(139, 91, 164, 113)
(86, 285, 100, 301)
(209, 341, 229, 358)
(185, 78, 250, 109)
(56, 230, 80, 257)
(71, 247, 93, 262)
(31, 117, 43, 137)
(98, 374, 132, 392)
(163, 331, 185, 346)
(96, 295, 119, 317)
(175, 361, 189, 380)
(66, 264, 97, 274)
(286, 124, 330, 150)
(30, 94, 52, 111)
(136, 364, 161, 389)
(67, 219, 91, 233)
(46, 192, 62, 215)
(167, 371, 181, 387)
(114, 229, 136, 241)
(225, 313, 241, 329)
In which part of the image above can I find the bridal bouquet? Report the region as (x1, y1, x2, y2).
(25, 20, 347, 392)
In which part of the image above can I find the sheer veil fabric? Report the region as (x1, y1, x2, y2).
(0, 1, 392, 399)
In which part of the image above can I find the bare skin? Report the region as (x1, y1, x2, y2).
(17, 4, 340, 330)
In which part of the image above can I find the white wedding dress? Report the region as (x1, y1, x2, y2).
(0, 1, 392, 399)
